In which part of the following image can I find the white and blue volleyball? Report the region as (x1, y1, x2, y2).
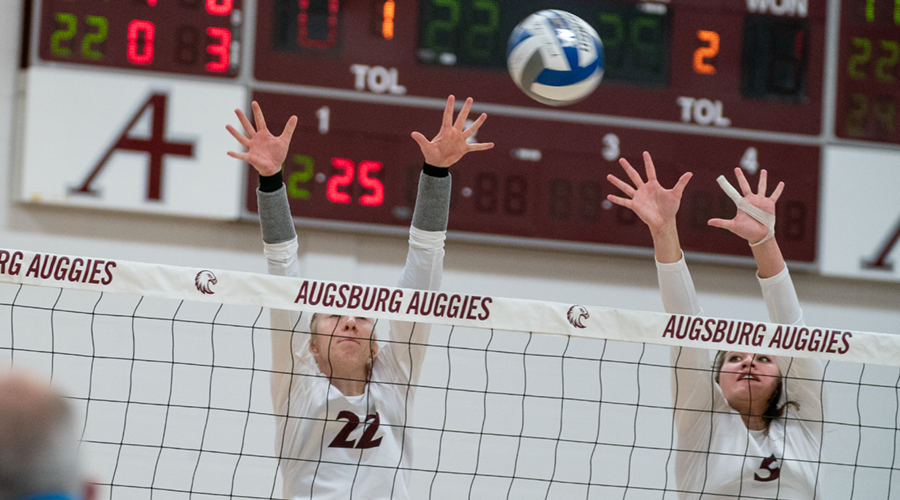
(507, 10, 604, 106)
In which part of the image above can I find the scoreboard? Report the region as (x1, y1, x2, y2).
(20, 0, 900, 265)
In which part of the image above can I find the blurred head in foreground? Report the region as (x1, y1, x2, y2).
(0, 371, 95, 500)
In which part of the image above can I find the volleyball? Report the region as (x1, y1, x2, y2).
(506, 10, 604, 106)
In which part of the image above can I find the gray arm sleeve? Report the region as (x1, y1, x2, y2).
(411, 172, 452, 232)
(257, 185, 297, 244)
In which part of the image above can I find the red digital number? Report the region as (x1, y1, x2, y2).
(299, 0, 339, 49)
(358, 161, 385, 206)
(206, 0, 233, 15)
(327, 157, 354, 203)
(325, 158, 385, 205)
(127, 20, 155, 65)
(206, 27, 231, 72)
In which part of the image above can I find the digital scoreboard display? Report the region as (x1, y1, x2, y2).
(28, 0, 889, 264)
(37, 0, 243, 77)
(245, 92, 819, 262)
(255, 0, 824, 135)
(836, 0, 900, 144)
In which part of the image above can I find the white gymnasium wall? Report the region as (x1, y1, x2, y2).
(1, 0, 898, 496)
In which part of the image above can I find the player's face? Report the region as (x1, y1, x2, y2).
(719, 351, 781, 409)
(310, 315, 377, 375)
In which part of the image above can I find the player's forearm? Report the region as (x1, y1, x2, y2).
(750, 236, 786, 280)
(657, 255, 703, 316)
(411, 163, 451, 232)
(257, 171, 298, 245)
(650, 220, 683, 264)
(397, 165, 449, 296)
(758, 264, 802, 325)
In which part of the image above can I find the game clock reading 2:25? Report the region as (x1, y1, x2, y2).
(38, 0, 242, 77)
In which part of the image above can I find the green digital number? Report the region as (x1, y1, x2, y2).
(845, 93, 868, 136)
(288, 155, 314, 199)
(631, 15, 662, 71)
(424, 0, 459, 53)
(873, 96, 896, 136)
(598, 13, 624, 49)
(464, 0, 498, 62)
(849, 37, 872, 79)
(82, 15, 107, 60)
(864, 0, 900, 23)
(50, 13, 77, 57)
(597, 13, 623, 71)
(876, 40, 898, 82)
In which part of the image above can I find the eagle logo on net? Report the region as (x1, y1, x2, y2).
(195, 270, 218, 295)
(567, 305, 589, 329)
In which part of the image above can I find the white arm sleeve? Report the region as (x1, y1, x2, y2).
(760, 268, 826, 426)
(263, 238, 313, 412)
(657, 256, 719, 442)
(380, 226, 445, 386)
(758, 266, 803, 326)
(656, 254, 704, 316)
(257, 182, 313, 415)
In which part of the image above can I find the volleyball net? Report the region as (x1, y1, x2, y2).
(0, 247, 898, 499)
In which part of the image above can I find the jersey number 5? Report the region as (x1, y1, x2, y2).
(754, 454, 781, 482)
(329, 410, 383, 449)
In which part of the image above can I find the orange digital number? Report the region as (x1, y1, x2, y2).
(694, 30, 720, 75)
(382, 0, 395, 40)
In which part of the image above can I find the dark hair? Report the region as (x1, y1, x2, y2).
(713, 350, 800, 428)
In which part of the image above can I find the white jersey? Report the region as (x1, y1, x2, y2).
(265, 226, 445, 500)
(658, 257, 825, 500)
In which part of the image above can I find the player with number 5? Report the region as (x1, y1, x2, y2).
(226, 96, 492, 499)
(607, 152, 826, 499)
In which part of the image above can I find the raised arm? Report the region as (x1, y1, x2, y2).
(607, 152, 699, 315)
(607, 152, 712, 424)
(227, 101, 302, 403)
(226, 100, 298, 258)
(712, 168, 824, 423)
(399, 95, 493, 290)
(383, 96, 493, 384)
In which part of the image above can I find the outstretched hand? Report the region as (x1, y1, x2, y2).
(226, 101, 297, 177)
(411, 95, 494, 168)
(709, 168, 783, 245)
(606, 152, 692, 235)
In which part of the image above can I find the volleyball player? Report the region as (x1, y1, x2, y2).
(607, 152, 825, 499)
(227, 96, 492, 499)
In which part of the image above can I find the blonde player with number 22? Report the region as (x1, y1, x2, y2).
(607, 152, 826, 500)
(226, 96, 492, 499)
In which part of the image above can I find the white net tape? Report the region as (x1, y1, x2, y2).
(1, 248, 898, 499)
